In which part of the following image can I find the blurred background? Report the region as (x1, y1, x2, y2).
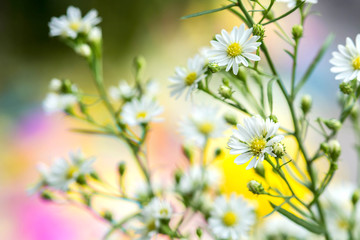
(1, 0, 360, 239)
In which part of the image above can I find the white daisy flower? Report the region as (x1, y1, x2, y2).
(228, 116, 284, 170)
(208, 24, 261, 75)
(121, 97, 163, 126)
(180, 105, 227, 146)
(262, 214, 309, 240)
(169, 54, 206, 99)
(42, 93, 77, 114)
(49, 6, 101, 39)
(209, 194, 255, 240)
(177, 165, 220, 195)
(38, 150, 95, 191)
(276, 0, 317, 8)
(330, 34, 360, 82)
(109, 80, 137, 101)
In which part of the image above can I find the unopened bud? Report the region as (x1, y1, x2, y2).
(301, 95, 312, 114)
(350, 105, 359, 121)
(254, 164, 265, 178)
(90, 172, 100, 180)
(196, 228, 203, 238)
(328, 140, 341, 161)
(88, 27, 102, 43)
(174, 169, 183, 184)
(215, 148, 222, 157)
(339, 82, 353, 95)
(75, 44, 91, 57)
(263, 10, 274, 20)
(272, 142, 286, 158)
(118, 162, 126, 176)
(252, 24, 265, 41)
(352, 189, 360, 205)
(324, 119, 342, 131)
(219, 85, 233, 99)
(41, 190, 53, 201)
(237, 68, 247, 81)
(208, 62, 220, 73)
(292, 25, 303, 39)
(134, 56, 146, 75)
(247, 180, 265, 195)
(76, 174, 87, 185)
(222, 78, 230, 86)
(320, 142, 329, 153)
(269, 115, 278, 123)
(224, 113, 237, 126)
(182, 145, 192, 160)
(102, 210, 113, 222)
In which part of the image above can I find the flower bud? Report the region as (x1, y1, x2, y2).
(269, 114, 278, 123)
(196, 228, 203, 238)
(102, 210, 113, 222)
(41, 190, 53, 201)
(301, 94, 312, 114)
(174, 169, 183, 184)
(224, 113, 237, 126)
(182, 145, 192, 160)
(324, 119, 342, 131)
(88, 27, 102, 43)
(237, 68, 247, 81)
(320, 142, 329, 153)
(75, 44, 91, 57)
(328, 140, 341, 161)
(76, 174, 87, 185)
(272, 142, 286, 158)
(218, 85, 233, 99)
(118, 162, 126, 176)
(263, 10, 274, 20)
(339, 82, 353, 95)
(350, 104, 359, 121)
(208, 62, 220, 73)
(292, 25, 303, 39)
(254, 164, 265, 178)
(215, 148, 222, 157)
(247, 180, 265, 195)
(252, 24, 265, 41)
(134, 56, 146, 75)
(90, 172, 100, 180)
(352, 189, 360, 205)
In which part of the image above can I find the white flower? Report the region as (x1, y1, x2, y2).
(209, 194, 255, 240)
(43, 93, 77, 114)
(49, 6, 101, 39)
(208, 24, 261, 75)
(180, 105, 227, 146)
(38, 150, 95, 191)
(169, 54, 206, 99)
(144, 80, 160, 98)
(177, 165, 220, 195)
(88, 27, 102, 43)
(109, 80, 137, 101)
(262, 214, 309, 239)
(330, 34, 360, 82)
(49, 78, 62, 92)
(276, 0, 317, 8)
(121, 97, 163, 126)
(75, 44, 91, 57)
(228, 116, 284, 170)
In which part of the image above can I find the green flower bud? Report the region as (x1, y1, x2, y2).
(269, 115, 278, 123)
(215, 148, 222, 157)
(224, 113, 237, 126)
(272, 142, 286, 158)
(90, 172, 100, 180)
(75, 44, 91, 57)
(352, 189, 360, 205)
(263, 10, 274, 20)
(328, 140, 341, 161)
(118, 161, 126, 176)
(102, 210, 113, 222)
(196, 228, 203, 238)
(182, 145, 192, 160)
(339, 82, 354, 95)
(350, 104, 359, 121)
(301, 94, 312, 114)
(222, 77, 230, 86)
(41, 190, 53, 201)
(247, 180, 265, 195)
(76, 174, 87, 185)
(133, 55, 146, 74)
(324, 119, 342, 131)
(218, 85, 233, 99)
(254, 164, 265, 178)
(237, 68, 247, 81)
(174, 169, 183, 184)
(292, 25, 303, 39)
(252, 24, 265, 41)
(208, 62, 220, 73)
(320, 142, 329, 153)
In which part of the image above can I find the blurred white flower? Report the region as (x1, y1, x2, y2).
(49, 78, 62, 92)
(180, 105, 227, 146)
(49, 6, 101, 39)
(37, 150, 95, 191)
(228, 116, 283, 170)
(144, 80, 160, 98)
(276, 0, 317, 8)
(75, 44, 91, 57)
(121, 97, 163, 126)
(262, 214, 309, 239)
(330, 34, 360, 82)
(169, 54, 206, 99)
(109, 80, 137, 101)
(208, 24, 261, 75)
(42, 93, 77, 114)
(88, 27, 102, 43)
(209, 194, 255, 239)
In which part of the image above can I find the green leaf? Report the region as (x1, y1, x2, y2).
(284, 49, 294, 59)
(181, 3, 236, 20)
(269, 202, 325, 234)
(267, 78, 277, 115)
(294, 34, 334, 95)
(70, 128, 111, 135)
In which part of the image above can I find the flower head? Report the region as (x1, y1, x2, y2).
(180, 105, 227, 146)
(208, 24, 261, 75)
(330, 34, 360, 82)
(43, 93, 77, 114)
(121, 97, 163, 126)
(208, 194, 255, 239)
(38, 150, 95, 191)
(49, 6, 101, 39)
(228, 116, 284, 170)
(109, 80, 137, 101)
(276, 0, 317, 8)
(169, 54, 206, 99)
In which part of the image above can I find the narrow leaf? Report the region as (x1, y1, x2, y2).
(70, 128, 111, 135)
(267, 78, 277, 115)
(284, 49, 294, 59)
(181, 4, 236, 20)
(270, 202, 324, 234)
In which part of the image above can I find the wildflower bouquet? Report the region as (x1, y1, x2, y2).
(32, 1, 360, 239)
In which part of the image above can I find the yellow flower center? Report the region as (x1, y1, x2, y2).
(185, 72, 197, 86)
(147, 220, 156, 231)
(66, 165, 78, 179)
(352, 56, 360, 70)
(198, 122, 214, 135)
(227, 43, 242, 57)
(249, 137, 266, 156)
(69, 21, 81, 31)
(159, 208, 168, 216)
(222, 211, 237, 227)
(136, 111, 147, 119)
(337, 219, 349, 229)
